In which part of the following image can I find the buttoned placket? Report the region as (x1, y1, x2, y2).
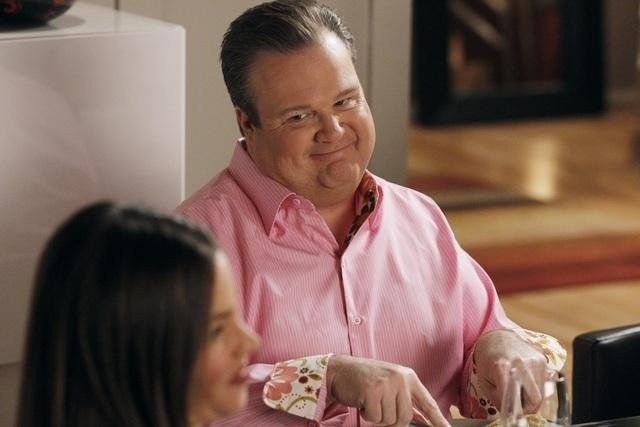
(338, 193, 375, 356)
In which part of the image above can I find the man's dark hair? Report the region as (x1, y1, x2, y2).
(221, 0, 356, 127)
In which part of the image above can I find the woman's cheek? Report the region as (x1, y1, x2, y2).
(202, 344, 228, 383)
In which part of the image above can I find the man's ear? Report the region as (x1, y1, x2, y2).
(235, 107, 254, 140)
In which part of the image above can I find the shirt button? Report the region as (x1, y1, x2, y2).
(352, 316, 362, 325)
(292, 198, 302, 206)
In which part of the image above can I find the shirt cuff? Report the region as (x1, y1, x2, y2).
(511, 328, 567, 372)
(463, 328, 567, 419)
(462, 347, 500, 419)
(262, 354, 332, 421)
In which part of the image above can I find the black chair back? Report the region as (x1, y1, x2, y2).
(572, 324, 640, 424)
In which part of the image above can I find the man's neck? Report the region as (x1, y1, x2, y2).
(316, 196, 356, 247)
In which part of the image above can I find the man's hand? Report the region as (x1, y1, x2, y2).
(473, 329, 548, 414)
(326, 355, 451, 427)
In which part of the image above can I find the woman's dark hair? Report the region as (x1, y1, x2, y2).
(220, 0, 356, 127)
(17, 201, 216, 427)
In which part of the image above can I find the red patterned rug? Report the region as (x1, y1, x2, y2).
(468, 234, 640, 294)
(407, 174, 640, 294)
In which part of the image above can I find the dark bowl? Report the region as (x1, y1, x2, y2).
(0, 0, 77, 24)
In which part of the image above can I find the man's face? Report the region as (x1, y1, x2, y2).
(238, 30, 375, 209)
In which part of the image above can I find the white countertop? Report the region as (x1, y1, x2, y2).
(0, 2, 180, 41)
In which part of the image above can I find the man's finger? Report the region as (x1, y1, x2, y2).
(411, 385, 451, 427)
(487, 358, 511, 406)
(519, 366, 543, 413)
(379, 391, 398, 425)
(361, 396, 383, 424)
(412, 406, 431, 425)
(393, 387, 413, 425)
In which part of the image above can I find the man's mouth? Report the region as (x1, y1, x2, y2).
(311, 142, 353, 158)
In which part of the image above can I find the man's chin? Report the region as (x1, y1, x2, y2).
(318, 161, 363, 189)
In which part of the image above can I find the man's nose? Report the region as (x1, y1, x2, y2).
(316, 113, 344, 143)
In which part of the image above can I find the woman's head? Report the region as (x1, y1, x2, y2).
(17, 201, 258, 427)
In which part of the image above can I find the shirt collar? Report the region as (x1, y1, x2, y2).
(228, 138, 382, 234)
(355, 171, 378, 212)
(228, 139, 295, 233)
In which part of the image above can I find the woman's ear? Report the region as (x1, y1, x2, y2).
(235, 108, 254, 140)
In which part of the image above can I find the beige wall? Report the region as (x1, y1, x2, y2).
(0, 363, 20, 426)
(81, 0, 115, 7)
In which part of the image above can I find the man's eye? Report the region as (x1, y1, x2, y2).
(335, 98, 354, 108)
(287, 112, 310, 122)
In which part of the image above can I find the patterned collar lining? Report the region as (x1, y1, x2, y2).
(341, 173, 378, 252)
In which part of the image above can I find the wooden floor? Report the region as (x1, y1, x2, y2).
(407, 95, 640, 399)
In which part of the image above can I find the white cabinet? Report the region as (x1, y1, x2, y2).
(0, 3, 185, 366)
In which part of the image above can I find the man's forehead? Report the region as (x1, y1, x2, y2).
(247, 40, 359, 107)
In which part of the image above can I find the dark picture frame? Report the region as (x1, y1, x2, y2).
(411, 0, 604, 125)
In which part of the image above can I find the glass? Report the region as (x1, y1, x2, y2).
(501, 367, 526, 427)
(501, 367, 571, 427)
(539, 371, 571, 426)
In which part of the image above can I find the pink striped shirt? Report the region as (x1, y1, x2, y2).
(176, 142, 523, 426)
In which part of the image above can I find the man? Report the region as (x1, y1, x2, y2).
(176, 1, 565, 425)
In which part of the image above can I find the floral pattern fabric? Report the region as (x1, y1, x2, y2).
(465, 328, 567, 419)
(342, 188, 376, 251)
(263, 354, 331, 420)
